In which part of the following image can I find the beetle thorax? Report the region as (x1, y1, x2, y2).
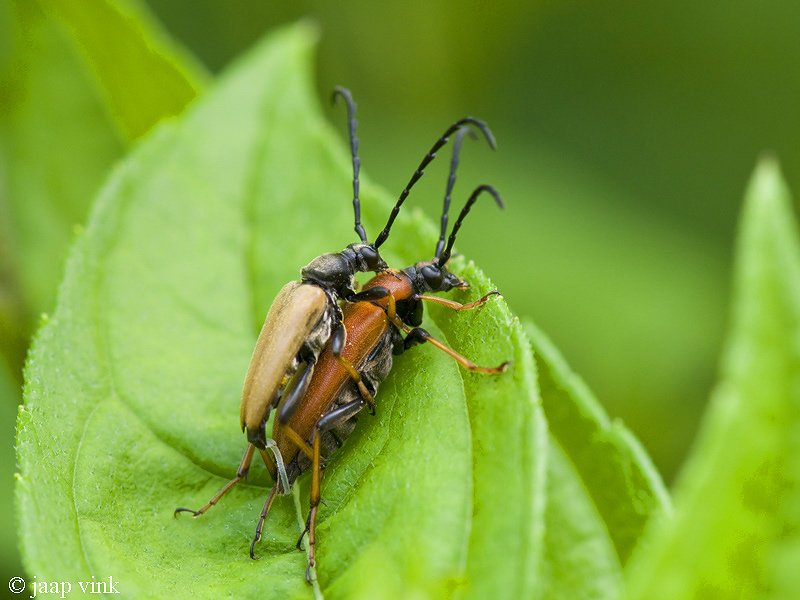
(363, 269, 415, 301)
(301, 252, 354, 294)
(300, 243, 386, 297)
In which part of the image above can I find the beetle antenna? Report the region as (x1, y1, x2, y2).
(437, 184, 504, 267)
(374, 117, 496, 249)
(435, 126, 476, 259)
(332, 86, 368, 243)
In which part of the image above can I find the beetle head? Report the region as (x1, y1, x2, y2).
(402, 126, 502, 294)
(411, 183, 503, 295)
(347, 242, 387, 273)
(406, 260, 467, 294)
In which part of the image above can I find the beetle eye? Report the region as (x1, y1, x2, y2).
(420, 264, 443, 289)
(361, 246, 380, 270)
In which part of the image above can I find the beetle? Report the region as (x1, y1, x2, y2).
(255, 126, 508, 581)
(237, 88, 495, 455)
(235, 86, 386, 458)
(174, 90, 498, 551)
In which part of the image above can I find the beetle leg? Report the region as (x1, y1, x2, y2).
(294, 433, 321, 582)
(298, 399, 367, 583)
(335, 357, 375, 413)
(346, 286, 402, 328)
(390, 325, 407, 355)
(249, 483, 281, 560)
(350, 285, 404, 332)
(303, 430, 323, 583)
(412, 290, 501, 311)
(329, 322, 376, 413)
(283, 426, 315, 461)
(174, 444, 256, 518)
(403, 327, 509, 374)
(258, 445, 276, 473)
(316, 398, 368, 433)
(277, 356, 317, 424)
(275, 352, 321, 462)
(343, 285, 390, 304)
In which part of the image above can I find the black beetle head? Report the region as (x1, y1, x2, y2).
(408, 260, 467, 294)
(347, 242, 387, 274)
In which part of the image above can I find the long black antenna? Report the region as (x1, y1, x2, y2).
(373, 117, 496, 249)
(332, 87, 368, 243)
(437, 184, 503, 267)
(435, 126, 475, 259)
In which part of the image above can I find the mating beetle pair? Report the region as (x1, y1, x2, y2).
(175, 87, 508, 582)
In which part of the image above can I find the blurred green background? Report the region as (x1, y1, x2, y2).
(2, 0, 798, 588)
(137, 0, 800, 480)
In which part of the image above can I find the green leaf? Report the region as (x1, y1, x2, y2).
(527, 321, 671, 565)
(43, 0, 209, 142)
(523, 320, 669, 599)
(626, 157, 800, 599)
(0, 358, 23, 577)
(2, 0, 206, 589)
(16, 21, 542, 599)
(0, 0, 207, 373)
(0, 0, 124, 365)
(429, 264, 548, 600)
(540, 439, 623, 600)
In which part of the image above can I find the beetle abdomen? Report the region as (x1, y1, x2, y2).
(287, 332, 395, 484)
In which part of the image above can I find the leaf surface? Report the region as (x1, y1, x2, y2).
(524, 320, 669, 599)
(0, 0, 206, 373)
(45, 0, 209, 142)
(16, 22, 542, 599)
(527, 321, 671, 565)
